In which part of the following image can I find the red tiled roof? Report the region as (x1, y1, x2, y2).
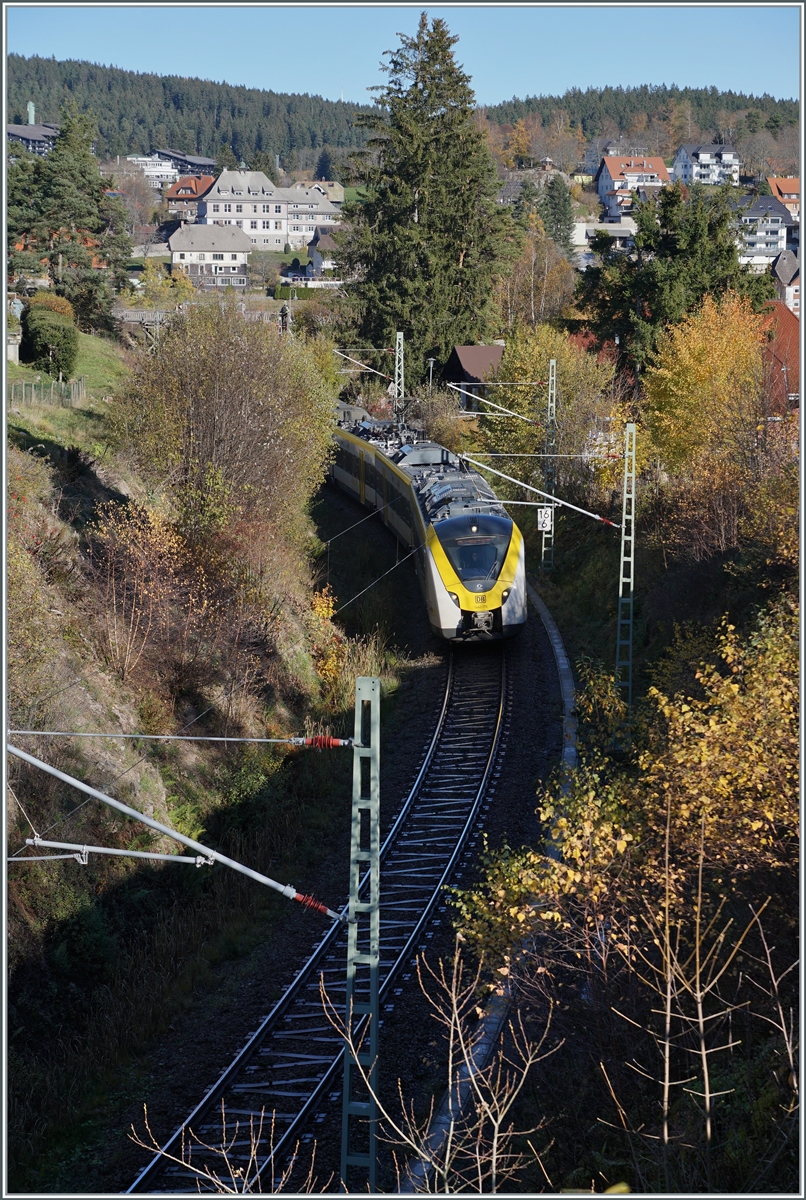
(767, 177, 800, 203)
(165, 175, 215, 201)
(602, 156, 671, 183)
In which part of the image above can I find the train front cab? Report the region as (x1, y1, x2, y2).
(423, 514, 527, 642)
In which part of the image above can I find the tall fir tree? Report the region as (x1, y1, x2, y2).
(336, 13, 521, 385)
(539, 174, 574, 256)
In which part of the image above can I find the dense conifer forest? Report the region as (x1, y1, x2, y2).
(7, 54, 378, 163)
(9, 55, 797, 167)
(482, 82, 798, 136)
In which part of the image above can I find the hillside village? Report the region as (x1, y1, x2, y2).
(6, 102, 800, 318)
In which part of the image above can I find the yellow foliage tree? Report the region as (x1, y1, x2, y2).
(140, 259, 196, 308)
(643, 292, 768, 475)
(505, 118, 532, 167)
(473, 324, 615, 503)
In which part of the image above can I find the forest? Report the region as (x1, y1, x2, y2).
(8, 54, 798, 176)
(7, 53, 377, 168)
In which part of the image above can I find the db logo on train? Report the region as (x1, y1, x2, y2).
(474, 594, 487, 605)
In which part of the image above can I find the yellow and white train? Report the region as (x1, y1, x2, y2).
(331, 404, 527, 642)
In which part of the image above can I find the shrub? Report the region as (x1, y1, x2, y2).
(21, 307, 79, 378)
(26, 292, 76, 323)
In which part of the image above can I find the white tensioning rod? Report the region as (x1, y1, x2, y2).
(7, 745, 346, 922)
(446, 382, 535, 422)
(460, 456, 620, 528)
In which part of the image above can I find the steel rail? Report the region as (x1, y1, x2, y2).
(128, 648, 508, 1193)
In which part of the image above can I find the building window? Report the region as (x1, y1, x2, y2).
(263, 204, 270, 212)
(179, 253, 185, 260)
(275, 204, 282, 213)
(212, 204, 220, 212)
(276, 238, 281, 244)
(224, 204, 231, 213)
(263, 238, 270, 243)
(231, 254, 238, 260)
(231, 266, 238, 272)
(236, 204, 243, 213)
(250, 220, 258, 229)
(212, 253, 224, 260)
(198, 254, 206, 260)
(274, 221, 282, 229)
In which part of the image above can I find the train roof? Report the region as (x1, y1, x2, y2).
(335, 404, 508, 523)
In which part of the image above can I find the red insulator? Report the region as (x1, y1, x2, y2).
(294, 891, 330, 916)
(305, 735, 346, 749)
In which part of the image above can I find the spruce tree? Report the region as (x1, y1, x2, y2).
(8, 103, 131, 308)
(337, 14, 521, 385)
(540, 174, 574, 255)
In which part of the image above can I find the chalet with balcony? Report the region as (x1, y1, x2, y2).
(594, 155, 671, 220)
(671, 144, 741, 186)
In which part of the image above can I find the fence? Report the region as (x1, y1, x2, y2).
(8, 376, 87, 408)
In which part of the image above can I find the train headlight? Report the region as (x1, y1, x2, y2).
(501, 588, 512, 605)
(447, 591, 461, 607)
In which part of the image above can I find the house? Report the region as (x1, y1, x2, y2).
(771, 250, 800, 316)
(153, 148, 217, 177)
(7, 102, 60, 157)
(671, 144, 741, 186)
(763, 300, 799, 412)
(168, 224, 252, 290)
(594, 156, 671, 220)
(165, 175, 216, 219)
(442, 345, 504, 410)
(735, 195, 796, 272)
(290, 179, 345, 205)
(125, 154, 179, 190)
(767, 177, 800, 219)
(307, 227, 338, 275)
(196, 171, 340, 251)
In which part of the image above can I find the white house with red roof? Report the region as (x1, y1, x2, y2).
(767, 178, 800, 219)
(594, 155, 671, 220)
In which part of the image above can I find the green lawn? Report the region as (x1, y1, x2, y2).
(8, 332, 129, 397)
(342, 186, 369, 203)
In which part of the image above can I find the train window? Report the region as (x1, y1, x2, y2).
(435, 514, 512, 586)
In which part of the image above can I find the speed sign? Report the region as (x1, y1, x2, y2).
(536, 507, 553, 532)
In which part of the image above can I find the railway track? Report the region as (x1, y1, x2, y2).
(128, 644, 509, 1193)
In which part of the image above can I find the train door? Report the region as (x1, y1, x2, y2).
(358, 451, 365, 504)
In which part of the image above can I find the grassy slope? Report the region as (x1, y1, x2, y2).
(8, 330, 130, 395)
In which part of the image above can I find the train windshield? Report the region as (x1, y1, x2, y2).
(435, 514, 512, 589)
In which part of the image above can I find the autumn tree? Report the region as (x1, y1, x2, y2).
(474, 324, 615, 505)
(495, 215, 575, 330)
(336, 13, 522, 385)
(641, 291, 796, 562)
(111, 296, 335, 535)
(577, 182, 775, 368)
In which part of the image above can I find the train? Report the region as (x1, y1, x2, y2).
(330, 402, 527, 642)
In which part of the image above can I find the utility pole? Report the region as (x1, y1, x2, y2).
(615, 423, 636, 724)
(541, 359, 557, 569)
(427, 358, 435, 395)
(341, 677, 380, 1193)
(394, 331, 404, 424)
